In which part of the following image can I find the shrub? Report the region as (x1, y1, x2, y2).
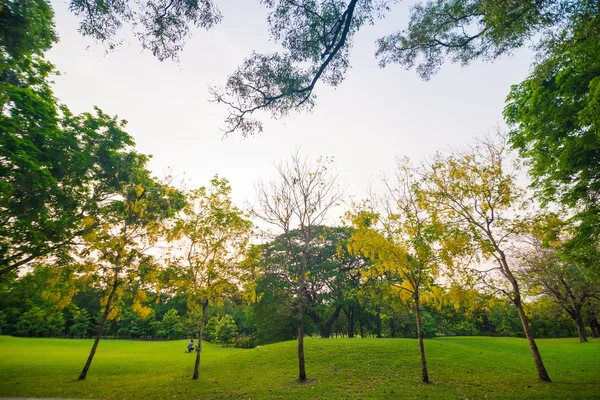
(234, 335, 257, 349)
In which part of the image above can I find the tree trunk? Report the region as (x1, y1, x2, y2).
(345, 304, 355, 338)
(375, 306, 382, 338)
(589, 315, 600, 338)
(390, 317, 397, 338)
(297, 281, 306, 381)
(359, 321, 364, 338)
(572, 311, 588, 343)
(319, 325, 331, 338)
(318, 306, 342, 338)
(192, 300, 208, 380)
(499, 249, 552, 383)
(414, 295, 429, 384)
(307, 306, 341, 339)
(511, 287, 552, 382)
(78, 278, 119, 380)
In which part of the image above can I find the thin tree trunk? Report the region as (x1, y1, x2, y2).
(192, 300, 208, 380)
(375, 306, 382, 338)
(500, 250, 552, 383)
(78, 278, 119, 380)
(511, 285, 552, 382)
(589, 315, 600, 338)
(297, 271, 307, 381)
(359, 321, 364, 338)
(414, 295, 429, 384)
(345, 304, 355, 338)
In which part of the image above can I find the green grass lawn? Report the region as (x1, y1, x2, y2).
(0, 336, 598, 399)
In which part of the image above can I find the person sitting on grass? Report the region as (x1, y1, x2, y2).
(187, 339, 194, 353)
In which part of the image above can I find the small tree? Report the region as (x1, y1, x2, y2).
(168, 176, 252, 380)
(202, 316, 220, 343)
(253, 150, 343, 382)
(157, 309, 182, 340)
(45, 311, 65, 337)
(215, 315, 238, 347)
(347, 158, 461, 383)
(16, 307, 46, 337)
(71, 309, 92, 338)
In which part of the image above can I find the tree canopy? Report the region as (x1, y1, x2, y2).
(0, 0, 173, 278)
(505, 3, 600, 267)
(58, 0, 599, 136)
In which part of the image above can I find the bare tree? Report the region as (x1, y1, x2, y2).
(253, 150, 344, 382)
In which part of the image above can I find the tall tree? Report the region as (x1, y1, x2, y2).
(423, 136, 551, 382)
(505, 4, 600, 273)
(0, 0, 162, 278)
(77, 158, 184, 380)
(347, 159, 451, 383)
(168, 176, 252, 380)
(253, 151, 343, 382)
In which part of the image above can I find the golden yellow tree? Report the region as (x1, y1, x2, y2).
(168, 176, 252, 380)
(347, 158, 454, 384)
(423, 136, 552, 382)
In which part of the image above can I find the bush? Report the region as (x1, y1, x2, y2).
(453, 320, 479, 336)
(234, 335, 257, 349)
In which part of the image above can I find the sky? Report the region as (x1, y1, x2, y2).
(47, 0, 534, 219)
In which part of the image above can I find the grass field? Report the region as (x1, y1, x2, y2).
(0, 336, 598, 399)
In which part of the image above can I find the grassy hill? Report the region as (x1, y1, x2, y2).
(0, 336, 598, 399)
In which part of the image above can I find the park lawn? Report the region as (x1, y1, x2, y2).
(0, 336, 598, 399)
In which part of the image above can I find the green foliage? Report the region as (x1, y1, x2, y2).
(215, 314, 238, 346)
(181, 308, 203, 338)
(505, 6, 600, 273)
(70, 309, 92, 338)
(117, 310, 157, 339)
(375, 0, 571, 79)
(0, 257, 588, 343)
(0, 0, 56, 84)
(168, 176, 252, 320)
(0, 311, 5, 334)
(259, 225, 367, 338)
(15, 306, 46, 337)
(252, 291, 297, 345)
(45, 311, 65, 337)
(488, 302, 521, 337)
(14, 306, 65, 338)
(212, 0, 386, 135)
(202, 316, 219, 343)
(56, 0, 599, 137)
(66, 0, 221, 60)
(157, 309, 182, 340)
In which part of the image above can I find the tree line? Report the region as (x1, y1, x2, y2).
(3, 257, 594, 343)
